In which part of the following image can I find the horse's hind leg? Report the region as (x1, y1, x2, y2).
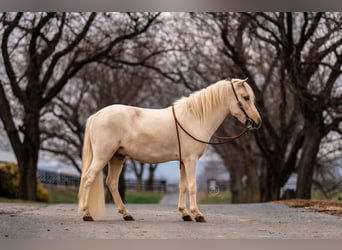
(106, 155, 134, 221)
(81, 157, 107, 221)
(178, 163, 192, 221)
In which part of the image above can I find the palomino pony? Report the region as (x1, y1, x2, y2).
(78, 78, 261, 222)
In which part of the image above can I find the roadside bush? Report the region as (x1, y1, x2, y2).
(0, 162, 51, 202)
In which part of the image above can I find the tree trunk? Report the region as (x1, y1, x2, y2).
(17, 149, 36, 201)
(245, 164, 261, 202)
(260, 166, 281, 202)
(146, 164, 157, 191)
(130, 160, 145, 192)
(296, 125, 323, 199)
(136, 176, 143, 192)
(17, 111, 40, 200)
(230, 168, 243, 203)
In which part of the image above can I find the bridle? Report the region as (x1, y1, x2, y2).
(172, 80, 253, 167)
(230, 80, 255, 128)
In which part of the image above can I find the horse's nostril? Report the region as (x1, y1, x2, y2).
(245, 118, 253, 128)
(246, 118, 262, 129)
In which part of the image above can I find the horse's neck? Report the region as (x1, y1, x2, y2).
(178, 104, 229, 139)
(202, 106, 230, 136)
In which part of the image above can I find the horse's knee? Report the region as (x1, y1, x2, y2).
(188, 183, 197, 195)
(106, 179, 118, 193)
(83, 176, 95, 188)
(179, 185, 188, 193)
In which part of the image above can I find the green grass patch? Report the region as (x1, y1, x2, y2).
(48, 188, 79, 203)
(125, 191, 164, 204)
(311, 191, 342, 202)
(0, 188, 77, 204)
(46, 188, 165, 204)
(198, 192, 232, 204)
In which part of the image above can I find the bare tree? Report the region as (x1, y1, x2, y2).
(38, 13, 194, 195)
(0, 12, 160, 200)
(40, 78, 89, 174)
(185, 12, 341, 201)
(3, 12, 338, 202)
(313, 132, 342, 199)
(127, 159, 145, 192)
(146, 163, 158, 191)
(245, 12, 342, 199)
(181, 13, 301, 201)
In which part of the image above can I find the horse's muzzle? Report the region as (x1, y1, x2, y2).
(245, 118, 261, 129)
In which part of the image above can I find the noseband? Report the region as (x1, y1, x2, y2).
(172, 80, 251, 167)
(230, 80, 254, 128)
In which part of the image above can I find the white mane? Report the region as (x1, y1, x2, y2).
(174, 80, 231, 120)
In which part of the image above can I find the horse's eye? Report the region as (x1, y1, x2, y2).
(243, 96, 250, 101)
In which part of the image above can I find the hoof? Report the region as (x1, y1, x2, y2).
(182, 215, 193, 221)
(195, 216, 206, 223)
(83, 216, 94, 221)
(124, 215, 135, 221)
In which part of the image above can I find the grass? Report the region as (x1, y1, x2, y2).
(311, 191, 342, 202)
(46, 187, 165, 204)
(3, 188, 340, 205)
(125, 191, 165, 204)
(0, 190, 231, 204)
(198, 192, 232, 204)
(48, 188, 79, 204)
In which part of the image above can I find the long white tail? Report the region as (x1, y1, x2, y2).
(78, 117, 105, 220)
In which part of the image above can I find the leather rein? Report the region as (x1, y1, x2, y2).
(172, 80, 251, 167)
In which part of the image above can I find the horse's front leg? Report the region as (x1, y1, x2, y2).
(178, 163, 192, 221)
(184, 157, 206, 222)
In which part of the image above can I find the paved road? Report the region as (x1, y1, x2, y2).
(159, 192, 180, 205)
(0, 202, 341, 239)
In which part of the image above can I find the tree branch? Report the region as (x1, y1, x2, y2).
(0, 82, 22, 159)
(41, 13, 160, 106)
(40, 12, 96, 93)
(40, 146, 81, 174)
(1, 12, 26, 103)
(297, 12, 323, 52)
(28, 12, 56, 67)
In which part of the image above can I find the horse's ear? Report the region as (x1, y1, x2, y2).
(238, 78, 248, 87)
(231, 78, 247, 87)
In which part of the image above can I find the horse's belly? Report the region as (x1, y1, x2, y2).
(117, 142, 177, 164)
(117, 132, 207, 164)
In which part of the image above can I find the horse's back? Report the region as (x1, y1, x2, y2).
(90, 104, 171, 128)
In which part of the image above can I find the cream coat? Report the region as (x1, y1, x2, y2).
(78, 79, 261, 222)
